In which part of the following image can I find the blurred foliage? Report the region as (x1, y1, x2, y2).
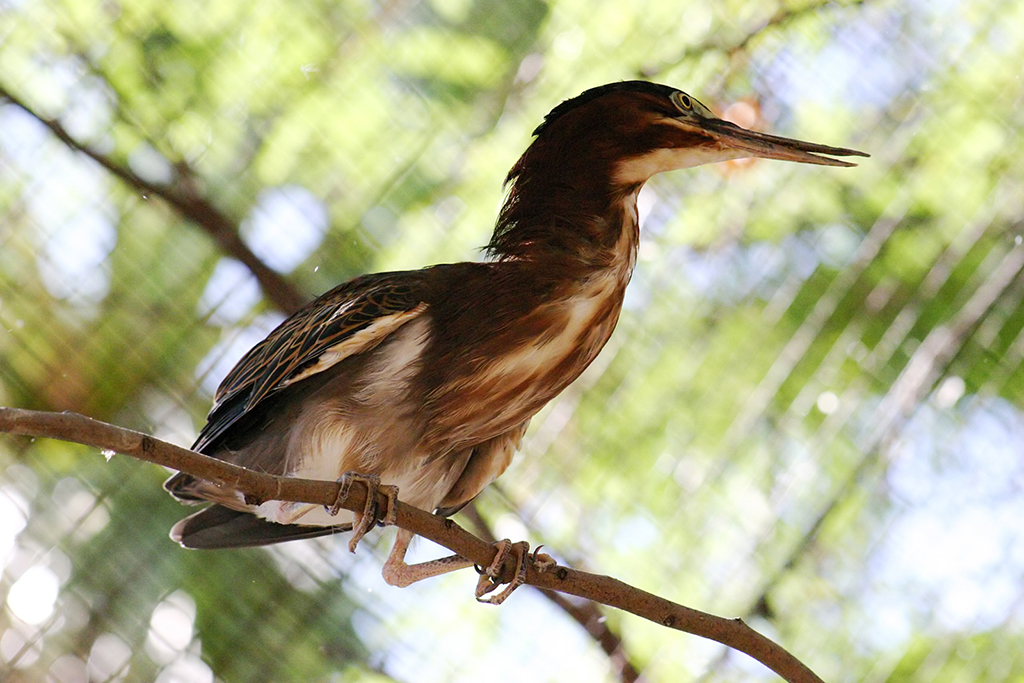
(2, 0, 1024, 682)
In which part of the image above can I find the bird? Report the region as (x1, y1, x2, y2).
(166, 80, 866, 603)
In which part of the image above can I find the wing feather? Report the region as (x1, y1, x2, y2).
(193, 271, 428, 452)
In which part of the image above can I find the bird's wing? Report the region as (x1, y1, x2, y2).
(434, 420, 530, 517)
(193, 270, 428, 453)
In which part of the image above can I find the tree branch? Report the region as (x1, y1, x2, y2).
(0, 407, 827, 683)
(0, 84, 307, 315)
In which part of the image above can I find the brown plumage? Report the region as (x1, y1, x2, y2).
(166, 81, 866, 595)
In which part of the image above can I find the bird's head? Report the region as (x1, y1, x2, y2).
(492, 81, 866, 261)
(519, 80, 867, 188)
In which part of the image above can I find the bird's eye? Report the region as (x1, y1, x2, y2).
(672, 92, 695, 113)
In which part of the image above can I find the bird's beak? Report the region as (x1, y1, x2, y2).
(698, 118, 869, 168)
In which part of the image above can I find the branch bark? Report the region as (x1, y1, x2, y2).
(0, 84, 307, 315)
(0, 407, 827, 683)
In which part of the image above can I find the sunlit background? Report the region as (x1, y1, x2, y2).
(2, 0, 1024, 681)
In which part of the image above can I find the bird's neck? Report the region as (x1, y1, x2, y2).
(485, 145, 642, 279)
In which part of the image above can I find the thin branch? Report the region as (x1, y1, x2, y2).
(0, 84, 307, 315)
(0, 407, 827, 683)
(639, 0, 870, 79)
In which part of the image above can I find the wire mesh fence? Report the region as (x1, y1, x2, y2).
(2, 0, 1024, 681)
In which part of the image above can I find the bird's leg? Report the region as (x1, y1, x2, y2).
(381, 530, 555, 605)
(328, 472, 399, 553)
(381, 528, 475, 587)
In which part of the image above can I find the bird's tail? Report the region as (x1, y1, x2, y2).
(171, 504, 352, 549)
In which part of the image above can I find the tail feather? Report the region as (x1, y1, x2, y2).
(171, 504, 352, 549)
(163, 472, 207, 503)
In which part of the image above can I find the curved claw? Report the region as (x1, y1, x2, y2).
(475, 540, 555, 605)
(328, 472, 398, 554)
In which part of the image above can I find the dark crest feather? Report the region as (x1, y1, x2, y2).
(532, 80, 680, 137)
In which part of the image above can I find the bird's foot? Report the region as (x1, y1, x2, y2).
(328, 472, 399, 553)
(474, 540, 555, 605)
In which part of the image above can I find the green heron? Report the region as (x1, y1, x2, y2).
(166, 81, 866, 602)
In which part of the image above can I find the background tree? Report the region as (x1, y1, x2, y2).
(2, 0, 1023, 681)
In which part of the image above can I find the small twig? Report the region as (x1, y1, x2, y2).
(0, 407, 826, 683)
(639, 0, 870, 79)
(0, 84, 306, 315)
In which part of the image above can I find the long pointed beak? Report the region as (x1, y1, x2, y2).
(701, 118, 869, 167)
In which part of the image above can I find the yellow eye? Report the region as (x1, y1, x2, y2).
(673, 92, 693, 111)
